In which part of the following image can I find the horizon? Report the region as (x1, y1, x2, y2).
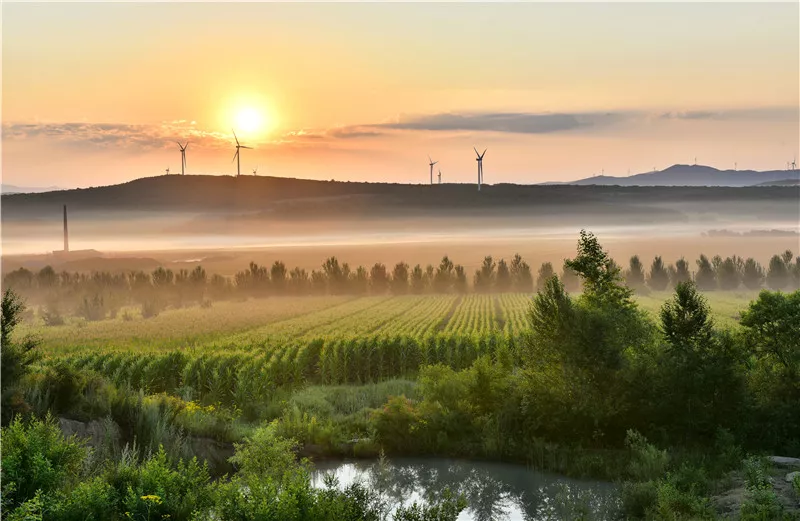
(2, 161, 799, 193)
(3, 2, 798, 188)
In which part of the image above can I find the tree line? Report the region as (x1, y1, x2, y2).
(2, 249, 798, 322)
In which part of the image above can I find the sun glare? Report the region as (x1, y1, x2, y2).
(235, 107, 263, 134)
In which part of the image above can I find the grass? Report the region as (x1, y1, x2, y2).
(21, 291, 759, 356)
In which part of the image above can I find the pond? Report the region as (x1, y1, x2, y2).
(311, 457, 621, 521)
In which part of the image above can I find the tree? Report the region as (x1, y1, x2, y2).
(370, 263, 389, 294)
(1, 290, 39, 424)
(350, 266, 369, 295)
(716, 256, 742, 291)
(495, 259, 511, 292)
(660, 282, 714, 353)
(670, 257, 692, 286)
(647, 256, 670, 291)
(510, 254, 534, 292)
(453, 265, 468, 293)
(740, 290, 800, 376)
(36, 266, 58, 289)
(694, 254, 717, 291)
(410, 264, 426, 294)
(625, 255, 646, 291)
(270, 261, 287, 294)
(536, 262, 555, 292)
(390, 262, 410, 294)
(434, 256, 455, 293)
(288, 267, 308, 294)
(152, 267, 174, 288)
(565, 230, 633, 306)
(424, 265, 435, 292)
(657, 282, 745, 441)
(473, 256, 496, 293)
(2, 268, 34, 292)
(766, 254, 790, 290)
(741, 258, 765, 290)
(781, 249, 794, 265)
(323, 257, 349, 294)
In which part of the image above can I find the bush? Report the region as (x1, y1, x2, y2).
(1, 415, 86, 511)
(372, 395, 420, 453)
(626, 430, 669, 482)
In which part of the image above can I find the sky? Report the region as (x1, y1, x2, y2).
(2, 1, 799, 188)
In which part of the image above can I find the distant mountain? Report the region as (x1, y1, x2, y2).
(1, 184, 63, 194)
(752, 179, 800, 187)
(565, 165, 800, 187)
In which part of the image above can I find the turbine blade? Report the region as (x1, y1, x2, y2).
(482, 149, 487, 157)
(232, 129, 239, 146)
(241, 146, 253, 149)
(232, 151, 238, 163)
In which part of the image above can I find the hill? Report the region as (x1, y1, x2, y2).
(566, 164, 799, 187)
(3, 174, 798, 221)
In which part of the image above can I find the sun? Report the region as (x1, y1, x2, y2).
(235, 107, 263, 134)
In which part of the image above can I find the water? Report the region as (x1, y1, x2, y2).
(311, 457, 620, 521)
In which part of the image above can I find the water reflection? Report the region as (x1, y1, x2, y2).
(311, 457, 620, 521)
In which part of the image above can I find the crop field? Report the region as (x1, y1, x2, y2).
(22, 290, 759, 357)
(18, 290, 760, 404)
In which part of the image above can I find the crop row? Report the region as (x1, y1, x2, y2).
(56, 332, 523, 404)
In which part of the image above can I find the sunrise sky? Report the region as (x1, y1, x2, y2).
(2, 2, 798, 188)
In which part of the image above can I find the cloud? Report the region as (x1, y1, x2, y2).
(659, 106, 799, 121)
(1, 120, 235, 151)
(4, 105, 796, 152)
(370, 111, 632, 134)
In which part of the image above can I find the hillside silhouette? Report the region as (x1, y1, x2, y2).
(3, 174, 799, 222)
(565, 164, 799, 187)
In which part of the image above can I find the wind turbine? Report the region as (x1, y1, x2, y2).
(428, 156, 438, 185)
(792, 156, 797, 171)
(438, 169, 442, 185)
(176, 141, 188, 175)
(252, 166, 258, 176)
(474, 147, 486, 191)
(232, 129, 252, 177)
(165, 166, 170, 175)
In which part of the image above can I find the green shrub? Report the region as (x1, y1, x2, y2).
(626, 430, 669, 482)
(740, 487, 786, 521)
(0, 415, 86, 511)
(621, 480, 658, 519)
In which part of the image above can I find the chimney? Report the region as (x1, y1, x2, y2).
(63, 205, 69, 253)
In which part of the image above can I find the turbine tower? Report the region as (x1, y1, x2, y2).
(438, 169, 442, 185)
(428, 156, 438, 185)
(177, 141, 188, 175)
(232, 129, 252, 177)
(474, 147, 486, 191)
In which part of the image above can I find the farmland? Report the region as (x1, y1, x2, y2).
(20, 290, 758, 355)
(4, 231, 799, 521)
(14, 290, 762, 407)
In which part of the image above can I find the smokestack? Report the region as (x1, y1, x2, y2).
(63, 205, 69, 253)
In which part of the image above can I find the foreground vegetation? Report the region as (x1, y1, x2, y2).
(2, 231, 799, 520)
